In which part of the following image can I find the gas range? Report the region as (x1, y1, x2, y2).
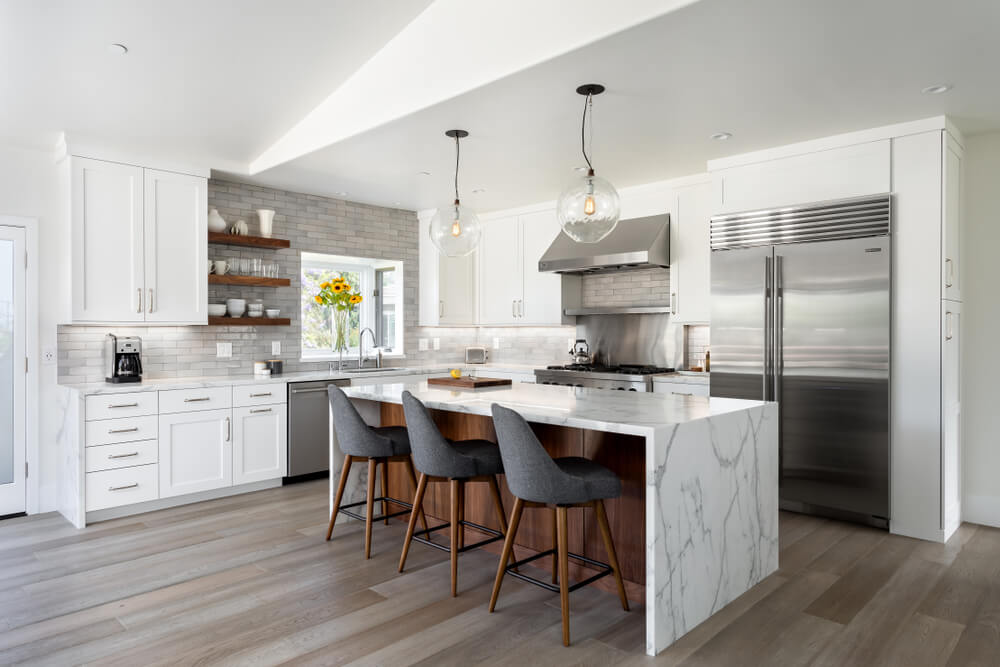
(533, 364, 675, 392)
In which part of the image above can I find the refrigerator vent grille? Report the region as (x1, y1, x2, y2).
(710, 194, 891, 250)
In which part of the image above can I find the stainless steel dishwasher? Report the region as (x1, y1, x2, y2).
(286, 378, 351, 481)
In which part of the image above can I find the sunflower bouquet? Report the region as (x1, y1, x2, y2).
(314, 277, 363, 358)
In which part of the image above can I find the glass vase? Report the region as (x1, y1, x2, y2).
(333, 308, 349, 370)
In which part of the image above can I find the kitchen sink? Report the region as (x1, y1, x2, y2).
(343, 367, 408, 374)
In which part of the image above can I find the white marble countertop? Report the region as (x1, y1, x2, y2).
(342, 380, 764, 437)
(653, 371, 710, 384)
(59, 362, 541, 396)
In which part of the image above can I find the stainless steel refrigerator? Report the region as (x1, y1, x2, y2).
(710, 194, 891, 526)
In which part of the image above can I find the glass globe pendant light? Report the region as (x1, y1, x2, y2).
(556, 84, 621, 243)
(429, 129, 481, 257)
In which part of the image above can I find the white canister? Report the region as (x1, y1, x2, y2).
(253, 361, 268, 374)
(257, 209, 276, 238)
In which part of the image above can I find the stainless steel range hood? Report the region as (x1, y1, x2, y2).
(538, 214, 670, 274)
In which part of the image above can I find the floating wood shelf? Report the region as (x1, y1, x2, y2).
(208, 316, 290, 326)
(208, 274, 290, 287)
(207, 232, 290, 249)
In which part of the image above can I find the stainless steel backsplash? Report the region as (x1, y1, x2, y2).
(575, 313, 684, 368)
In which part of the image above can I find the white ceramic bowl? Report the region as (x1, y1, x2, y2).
(208, 303, 227, 317)
(265, 309, 280, 318)
(226, 298, 246, 317)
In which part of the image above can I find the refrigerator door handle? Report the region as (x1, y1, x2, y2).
(763, 255, 773, 401)
(774, 254, 784, 403)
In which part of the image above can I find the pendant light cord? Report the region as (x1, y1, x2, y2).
(454, 134, 461, 203)
(581, 92, 593, 171)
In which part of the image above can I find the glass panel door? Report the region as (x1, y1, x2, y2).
(0, 225, 25, 516)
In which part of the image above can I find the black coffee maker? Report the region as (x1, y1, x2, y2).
(104, 334, 143, 383)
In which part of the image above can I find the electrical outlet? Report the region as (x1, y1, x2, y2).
(216, 342, 232, 358)
(42, 347, 56, 365)
(418, 338, 429, 352)
(271, 341, 281, 356)
(493, 337, 501, 350)
(432, 338, 440, 351)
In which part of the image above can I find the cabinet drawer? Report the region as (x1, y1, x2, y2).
(159, 386, 231, 414)
(86, 440, 158, 473)
(655, 382, 709, 397)
(86, 415, 159, 447)
(86, 464, 159, 511)
(233, 383, 287, 408)
(85, 391, 158, 421)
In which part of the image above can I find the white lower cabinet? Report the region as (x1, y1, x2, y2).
(233, 404, 287, 485)
(86, 464, 159, 511)
(158, 408, 233, 498)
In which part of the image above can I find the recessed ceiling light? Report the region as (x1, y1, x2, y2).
(472, 188, 486, 194)
(334, 191, 348, 197)
(573, 166, 589, 172)
(921, 84, 952, 95)
(393, 201, 402, 206)
(107, 43, 128, 56)
(711, 132, 733, 141)
(417, 170, 431, 176)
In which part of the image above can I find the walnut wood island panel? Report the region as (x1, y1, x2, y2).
(334, 381, 779, 656)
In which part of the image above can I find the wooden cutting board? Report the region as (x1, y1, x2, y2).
(427, 376, 513, 389)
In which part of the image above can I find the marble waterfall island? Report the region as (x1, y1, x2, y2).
(334, 381, 778, 656)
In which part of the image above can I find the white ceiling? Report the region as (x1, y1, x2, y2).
(4, 0, 1000, 213)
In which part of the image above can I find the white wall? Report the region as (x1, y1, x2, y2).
(962, 132, 1000, 528)
(0, 144, 62, 512)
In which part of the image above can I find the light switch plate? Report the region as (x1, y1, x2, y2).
(216, 342, 232, 358)
(493, 337, 501, 350)
(271, 341, 281, 356)
(432, 338, 441, 351)
(418, 338, 429, 352)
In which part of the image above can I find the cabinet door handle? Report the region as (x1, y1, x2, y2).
(249, 392, 272, 398)
(108, 402, 139, 409)
(148, 288, 154, 313)
(225, 417, 231, 442)
(250, 407, 272, 414)
(108, 482, 138, 491)
(108, 451, 139, 459)
(137, 288, 142, 314)
(512, 300, 516, 318)
(671, 292, 677, 315)
(183, 397, 211, 403)
(517, 300, 523, 318)
(945, 258, 954, 288)
(439, 300, 444, 318)
(108, 426, 139, 434)
(945, 311, 953, 340)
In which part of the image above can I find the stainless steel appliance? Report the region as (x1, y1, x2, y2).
(710, 194, 891, 526)
(465, 346, 489, 364)
(104, 334, 143, 383)
(538, 214, 670, 274)
(287, 378, 351, 480)
(570, 339, 592, 364)
(535, 364, 674, 392)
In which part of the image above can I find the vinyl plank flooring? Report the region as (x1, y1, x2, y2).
(2, 481, 999, 666)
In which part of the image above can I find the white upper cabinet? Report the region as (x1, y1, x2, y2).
(479, 215, 521, 325)
(478, 210, 578, 326)
(143, 169, 207, 323)
(71, 158, 145, 322)
(417, 212, 477, 326)
(942, 133, 963, 302)
(670, 182, 712, 323)
(68, 156, 207, 325)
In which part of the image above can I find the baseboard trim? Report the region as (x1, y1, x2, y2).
(890, 521, 945, 543)
(86, 479, 283, 524)
(963, 494, 1000, 529)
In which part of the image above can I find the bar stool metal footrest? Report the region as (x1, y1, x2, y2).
(504, 549, 613, 593)
(412, 518, 505, 553)
(338, 497, 413, 524)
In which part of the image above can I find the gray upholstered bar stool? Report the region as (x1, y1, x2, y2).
(325, 385, 428, 559)
(488, 403, 629, 647)
(397, 390, 514, 597)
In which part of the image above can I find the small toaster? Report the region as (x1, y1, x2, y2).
(465, 346, 489, 364)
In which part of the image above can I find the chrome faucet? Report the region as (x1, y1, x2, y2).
(359, 327, 380, 369)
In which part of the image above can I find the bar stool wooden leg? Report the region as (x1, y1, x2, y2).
(595, 499, 630, 611)
(325, 455, 353, 541)
(450, 479, 460, 597)
(551, 507, 558, 584)
(489, 496, 524, 612)
(364, 458, 377, 559)
(380, 458, 390, 525)
(457, 480, 465, 550)
(487, 476, 517, 569)
(404, 457, 429, 534)
(398, 473, 428, 572)
(556, 506, 571, 646)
